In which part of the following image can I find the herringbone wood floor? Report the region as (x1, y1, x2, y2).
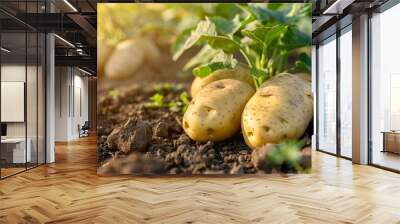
(1, 135, 400, 224)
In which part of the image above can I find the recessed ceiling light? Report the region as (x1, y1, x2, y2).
(78, 67, 93, 76)
(1, 47, 11, 53)
(54, 34, 75, 48)
(63, 0, 78, 12)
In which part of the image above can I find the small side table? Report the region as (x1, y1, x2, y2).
(381, 131, 400, 155)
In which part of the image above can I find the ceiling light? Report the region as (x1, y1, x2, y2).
(322, 0, 354, 15)
(1, 47, 11, 53)
(78, 67, 93, 76)
(63, 0, 78, 12)
(54, 34, 75, 48)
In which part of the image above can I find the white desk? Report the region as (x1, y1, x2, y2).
(1, 138, 32, 163)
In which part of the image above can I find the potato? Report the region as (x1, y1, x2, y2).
(105, 39, 144, 80)
(183, 79, 255, 142)
(296, 73, 311, 82)
(190, 65, 254, 97)
(241, 73, 313, 149)
(97, 39, 112, 77)
(136, 38, 161, 64)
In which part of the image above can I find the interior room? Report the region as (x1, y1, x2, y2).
(0, 0, 399, 223)
(0, 9, 46, 178)
(370, 3, 400, 171)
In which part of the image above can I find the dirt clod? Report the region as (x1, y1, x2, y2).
(105, 117, 152, 153)
(154, 121, 169, 138)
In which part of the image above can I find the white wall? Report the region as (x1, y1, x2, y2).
(54, 67, 89, 141)
(1, 64, 46, 164)
(1, 65, 26, 138)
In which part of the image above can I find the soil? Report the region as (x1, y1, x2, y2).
(97, 83, 312, 175)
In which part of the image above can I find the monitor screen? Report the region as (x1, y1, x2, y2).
(1, 123, 7, 137)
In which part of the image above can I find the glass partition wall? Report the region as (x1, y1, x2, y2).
(0, 3, 46, 179)
(316, 25, 353, 159)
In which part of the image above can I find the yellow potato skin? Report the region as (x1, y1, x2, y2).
(105, 39, 144, 80)
(190, 65, 255, 97)
(183, 79, 255, 142)
(97, 39, 113, 77)
(241, 73, 313, 150)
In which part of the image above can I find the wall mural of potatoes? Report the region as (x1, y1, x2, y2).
(97, 3, 313, 176)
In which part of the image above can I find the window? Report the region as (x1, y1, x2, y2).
(317, 35, 337, 154)
(370, 3, 400, 171)
(339, 26, 352, 158)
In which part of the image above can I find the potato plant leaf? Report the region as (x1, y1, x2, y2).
(247, 4, 289, 23)
(173, 18, 217, 60)
(145, 93, 164, 108)
(173, 18, 242, 60)
(183, 45, 220, 71)
(209, 14, 242, 35)
(171, 27, 194, 58)
(291, 53, 311, 73)
(281, 26, 310, 50)
(193, 52, 237, 78)
(242, 25, 287, 48)
(250, 67, 268, 87)
(199, 35, 242, 54)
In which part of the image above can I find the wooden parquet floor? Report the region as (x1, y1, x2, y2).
(1, 135, 400, 224)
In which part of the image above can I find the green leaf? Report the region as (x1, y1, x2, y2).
(209, 14, 241, 35)
(179, 91, 190, 105)
(145, 93, 164, 108)
(200, 35, 241, 54)
(242, 25, 287, 48)
(281, 26, 310, 50)
(173, 18, 242, 60)
(173, 18, 217, 60)
(250, 67, 268, 87)
(183, 45, 220, 71)
(171, 27, 194, 59)
(291, 53, 311, 73)
(193, 51, 238, 78)
(247, 3, 289, 23)
(193, 62, 229, 78)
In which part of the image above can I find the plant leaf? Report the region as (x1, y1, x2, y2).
(173, 18, 242, 60)
(183, 45, 220, 71)
(193, 51, 237, 78)
(281, 26, 310, 50)
(250, 67, 268, 87)
(171, 27, 194, 58)
(209, 14, 241, 35)
(247, 3, 289, 23)
(200, 35, 241, 54)
(242, 25, 287, 48)
(291, 53, 311, 73)
(172, 18, 217, 60)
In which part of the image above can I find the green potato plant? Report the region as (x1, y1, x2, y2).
(173, 3, 313, 149)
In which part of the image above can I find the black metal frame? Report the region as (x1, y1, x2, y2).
(0, 0, 47, 180)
